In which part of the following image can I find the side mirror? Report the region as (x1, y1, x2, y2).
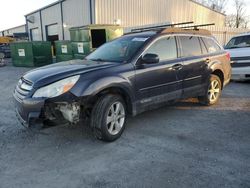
(141, 53, 159, 64)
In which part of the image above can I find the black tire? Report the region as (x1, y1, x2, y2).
(199, 74, 222, 106)
(90, 94, 127, 142)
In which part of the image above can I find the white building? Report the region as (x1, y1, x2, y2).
(0, 25, 27, 38)
(2, 0, 226, 41)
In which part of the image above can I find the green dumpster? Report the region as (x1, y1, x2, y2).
(69, 24, 123, 58)
(10, 41, 52, 67)
(71, 42, 91, 60)
(55, 40, 73, 62)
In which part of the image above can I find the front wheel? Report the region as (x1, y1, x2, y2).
(199, 74, 222, 106)
(90, 94, 126, 142)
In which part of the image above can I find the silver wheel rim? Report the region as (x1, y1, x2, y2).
(106, 101, 125, 135)
(208, 80, 220, 103)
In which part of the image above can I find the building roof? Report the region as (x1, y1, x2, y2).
(25, 0, 65, 16)
(0, 24, 26, 33)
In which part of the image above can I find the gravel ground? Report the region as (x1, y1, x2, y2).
(0, 60, 250, 188)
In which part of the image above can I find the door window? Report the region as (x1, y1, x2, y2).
(179, 36, 202, 57)
(144, 36, 177, 61)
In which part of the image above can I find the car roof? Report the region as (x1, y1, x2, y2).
(231, 32, 250, 38)
(125, 27, 212, 38)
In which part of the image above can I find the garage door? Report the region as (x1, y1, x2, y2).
(47, 24, 58, 36)
(30, 28, 41, 41)
(46, 24, 59, 42)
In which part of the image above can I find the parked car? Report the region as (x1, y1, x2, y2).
(0, 52, 5, 67)
(0, 44, 11, 58)
(13, 26, 231, 142)
(225, 33, 250, 81)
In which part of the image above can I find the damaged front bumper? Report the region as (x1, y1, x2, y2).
(13, 92, 82, 129)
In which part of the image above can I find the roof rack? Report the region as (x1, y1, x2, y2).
(128, 22, 215, 36)
(181, 23, 215, 30)
(131, 21, 194, 32)
(161, 28, 212, 36)
(160, 23, 215, 36)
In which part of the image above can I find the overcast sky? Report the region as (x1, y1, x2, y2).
(0, 0, 250, 31)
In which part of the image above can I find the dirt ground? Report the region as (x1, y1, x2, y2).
(0, 61, 250, 188)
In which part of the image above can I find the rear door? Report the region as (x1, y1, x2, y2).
(177, 35, 210, 98)
(135, 36, 182, 107)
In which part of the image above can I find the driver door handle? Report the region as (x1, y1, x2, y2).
(172, 64, 183, 70)
(205, 58, 210, 64)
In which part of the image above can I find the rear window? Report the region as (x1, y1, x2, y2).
(225, 35, 250, 49)
(179, 36, 202, 57)
(203, 38, 221, 53)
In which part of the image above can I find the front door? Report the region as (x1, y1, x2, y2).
(135, 36, 182, 108)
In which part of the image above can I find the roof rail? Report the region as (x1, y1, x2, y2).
(181, 23, 215, 30)
(131, 21, 194, 32)
(161, 27, 212, 36)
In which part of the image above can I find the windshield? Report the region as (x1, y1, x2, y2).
(225, 35, 250, 49)
(86, 36, 150, 62)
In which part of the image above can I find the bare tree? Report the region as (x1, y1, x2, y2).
(235, 0, 246, 28)
(194, 0, 227, 13)
(226, 14, 236, 28)
(210, 0, 227, 12)
(225, 0, 249, 28)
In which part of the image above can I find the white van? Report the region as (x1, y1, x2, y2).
(225, 33, 250, 81)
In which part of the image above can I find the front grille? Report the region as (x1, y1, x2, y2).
(14, 78, 33, 101)
(231, 62, 250, 67)
(231, 56, 250, 61)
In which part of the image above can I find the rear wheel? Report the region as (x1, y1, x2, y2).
(199, 74, 222, 106)
(90, 94, 126, 142)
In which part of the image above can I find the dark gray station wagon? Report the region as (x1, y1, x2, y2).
(14, 24, 231, 142)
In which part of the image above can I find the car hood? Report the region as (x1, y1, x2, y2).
(226, 47, 250, 58)
(23, 59, 117, 88)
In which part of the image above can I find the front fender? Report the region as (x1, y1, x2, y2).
(78, 76, 135, 101)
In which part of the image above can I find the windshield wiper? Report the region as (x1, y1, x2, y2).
(89, 58, 106, 62)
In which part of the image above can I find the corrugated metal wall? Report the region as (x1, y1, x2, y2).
(26, 0, 91, 41)
(25, 0, 227, 41)
(94, 0, 225, 28)
(27, 12, 42, 40)
(62, 0, 91, 40)
(41, 4, 62, 40)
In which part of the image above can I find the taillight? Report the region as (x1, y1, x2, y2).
(226, 52, 231, 61)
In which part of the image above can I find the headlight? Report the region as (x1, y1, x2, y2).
(32, 75, 80, 98)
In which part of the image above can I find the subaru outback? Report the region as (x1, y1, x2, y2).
(14, 26, 231, 141)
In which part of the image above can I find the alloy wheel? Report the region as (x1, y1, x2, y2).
(106, 102, 125, 135)
(208, 80, 220, 103)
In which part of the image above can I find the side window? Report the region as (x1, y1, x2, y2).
(144, 36, 177, 61)
(203, 38, 221, 53)
(179, 36, 202, 57)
